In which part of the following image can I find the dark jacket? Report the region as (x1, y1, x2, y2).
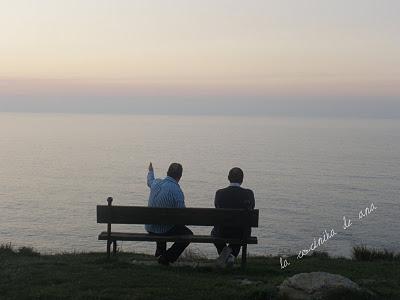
(213, 186, 255, 238)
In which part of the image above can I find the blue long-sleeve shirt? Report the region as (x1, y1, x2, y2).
(145, 170, 185, 234)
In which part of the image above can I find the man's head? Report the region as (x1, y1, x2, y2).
(167, 163, 183, 182)
(228, 167, 244, 184)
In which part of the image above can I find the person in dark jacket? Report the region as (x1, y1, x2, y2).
(212, 167, 255, 266)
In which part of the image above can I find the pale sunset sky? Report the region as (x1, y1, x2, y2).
(1, 0, 399, 116)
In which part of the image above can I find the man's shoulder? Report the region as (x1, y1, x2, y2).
(242, 187, 254, 195)
(160, 178, 183, 197)
(217, 186, 253, 193)
(163, 178, 181, 190)
(216, 187, 230, 194)
(150, 178, 163, 187)
(155, 177, 173, 187)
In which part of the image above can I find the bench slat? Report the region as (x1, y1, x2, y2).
(98, 232, 258, 244)
(97, 206, 259, 227)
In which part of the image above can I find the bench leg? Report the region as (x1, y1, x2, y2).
(113, 240, 117, 255)
(241, 244, 247, 269)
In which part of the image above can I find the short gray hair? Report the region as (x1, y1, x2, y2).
(167, 163, 183, 180)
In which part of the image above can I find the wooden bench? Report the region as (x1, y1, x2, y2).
(97, 197, 259, 268)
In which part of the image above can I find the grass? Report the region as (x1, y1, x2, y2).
(352, 245, 400, 262)
(1, 244, 400, 300)
(0, 243, 40, 256)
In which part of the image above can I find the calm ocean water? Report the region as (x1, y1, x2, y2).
(0, 113, 399, 257)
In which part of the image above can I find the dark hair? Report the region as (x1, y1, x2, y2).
(228, 167, 244, 184)
(167, 163, 183, 180)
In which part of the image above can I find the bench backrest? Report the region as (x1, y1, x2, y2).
(97, 205, 259, 228)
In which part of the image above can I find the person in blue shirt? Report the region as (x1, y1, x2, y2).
(145, 162, 193, 265)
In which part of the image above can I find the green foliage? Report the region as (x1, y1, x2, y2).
(310, 251, 330, 258)
(0, 245, 399, 299)
(0, 243, 40, 257)
(17, 246, 40, 257)
(0, 243, 14, 255)
(352, 245, 400, 262)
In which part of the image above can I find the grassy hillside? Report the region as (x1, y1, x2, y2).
(1, 245, 399, 300)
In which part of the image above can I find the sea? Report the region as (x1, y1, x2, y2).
(0, 113, 399, 258)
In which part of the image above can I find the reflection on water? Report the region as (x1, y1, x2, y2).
(0, 113, 399, 257)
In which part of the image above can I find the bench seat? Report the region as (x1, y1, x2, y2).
(97, 199, 259, 267)
(98, 231, 257, 244)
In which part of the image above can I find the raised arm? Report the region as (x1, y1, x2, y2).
(147, 162, 155, 188)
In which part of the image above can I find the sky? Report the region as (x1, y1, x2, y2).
(0, 0, 399, 117)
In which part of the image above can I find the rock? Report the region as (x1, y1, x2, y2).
(279, 272, 361, 300)
(234, 278, 263, 286)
